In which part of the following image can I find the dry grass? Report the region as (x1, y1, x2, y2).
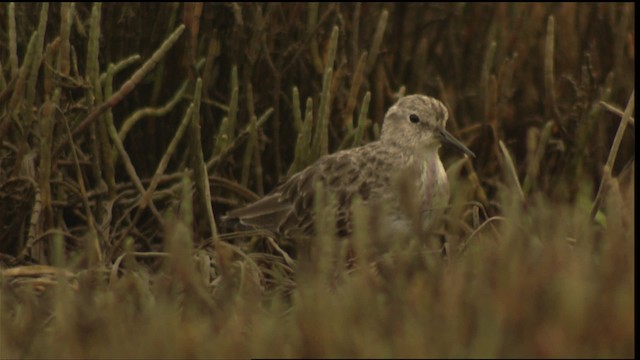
(0, 3, 635, 358)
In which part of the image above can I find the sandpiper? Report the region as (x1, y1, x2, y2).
(222, 95, 474, 240)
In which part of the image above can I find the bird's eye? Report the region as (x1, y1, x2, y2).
(409, 114, 420, 123)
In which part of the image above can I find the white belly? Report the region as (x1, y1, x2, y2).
(419, 155, 450, 227)
(377, 153, 450, 237)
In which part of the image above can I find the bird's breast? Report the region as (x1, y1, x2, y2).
(418, 154, 450, 219)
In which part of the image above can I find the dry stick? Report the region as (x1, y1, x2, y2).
(499, 140, 526, 203)
(373, 61, 385, 135)
(57, 3, 74, 77)
(447, 156, 500, 238)
(101, 63, 165, 255)
(464, 200, 502, 240)
(522, 121, 554, 194)
(50, 231, 67, 269)
(240, 74, 255, 187)
(139, 105, 194, 210)
(227, 65, 239, 142)
(288, 97, 314, 177)
(412, 38, 428, 92)
(150, 4, 179, 105)
(98, 54, 141, 84)
(480, 40, 497, 118)
(343, 52, 368, 130)
(241, 115, 258, 187)
(365, 8, 388, 75)
(487, 75, 501, 164)
(0, 31, 38, 141)
(21, 229, 81, 259)
(213, 65, 243, 161)
(206, 108, 273, 169)
(7, 2, 18, 79)
(544, 16, 556, 116)
(87, 4, 115, 204)
(85, 3, 101, 94)
(52, 24, 186, 158)
(211, 175, 260, 202)
(88, 170, 260, 204)
(291, 87, 308, 164)
(41, 38, 58, 93)
(209, 241, 263, 278)
(184, 2, 203, 72)
(168, 176, 215, 311)
(196, 249, 211, 287)
(20, 176, 42, 261)
(0, 76, 17, 105)
(314, 26, 339, 159)
(351, 3, 361, 73)
(300, 97, 314, 168)
(266, 237, 296, 269)
(109, 251, 129, 284)
(189, 78, 221, 251)
(590, 91, 634, 221)
(599, 101, 635, 126)
(0, 60, 6, 91)
(117, 58, 204, 147)
(463, 216, 508, 246)
(281, 4, 335, 73)
(36, 91, 59, 260)
(212, 117, 230, 158)
(109, 94, 193, 266)
(261, 27, 285, 177)
(61, 116, 103, 266)
(122, 90, 188, 143)
(25, 3, 49, 118)
(307, 2, 324, 74)
(70, 44, 83, 81)
(7, 31, 38, 113)
(102, 93, 165, 254)
(544, 16, 564, 133)
(104, 103, 163, 219)
(101, 55, 126, 201)
(479, 39, 499, 169)
(352, 91, 371, 148)
(524, 128, 538, 184)
(292, 86, 303, 133)
(498, 53, 518, 106)
(246, 82, 264, 194)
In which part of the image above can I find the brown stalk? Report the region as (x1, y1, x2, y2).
(52, 25, 186, 157)
(590, 91, 634, 221)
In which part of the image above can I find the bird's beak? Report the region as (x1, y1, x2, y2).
(438, 127, 475, 158)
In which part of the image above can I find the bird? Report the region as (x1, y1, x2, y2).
(221, 94, 474, 242)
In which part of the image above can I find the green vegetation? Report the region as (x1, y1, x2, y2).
(0, 3, 634, 358)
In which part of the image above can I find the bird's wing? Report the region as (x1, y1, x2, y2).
(224, 143, 392, 238)
(278, 146, 390, 238)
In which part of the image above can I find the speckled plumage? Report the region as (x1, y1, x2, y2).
(222, 95, 474, 239)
